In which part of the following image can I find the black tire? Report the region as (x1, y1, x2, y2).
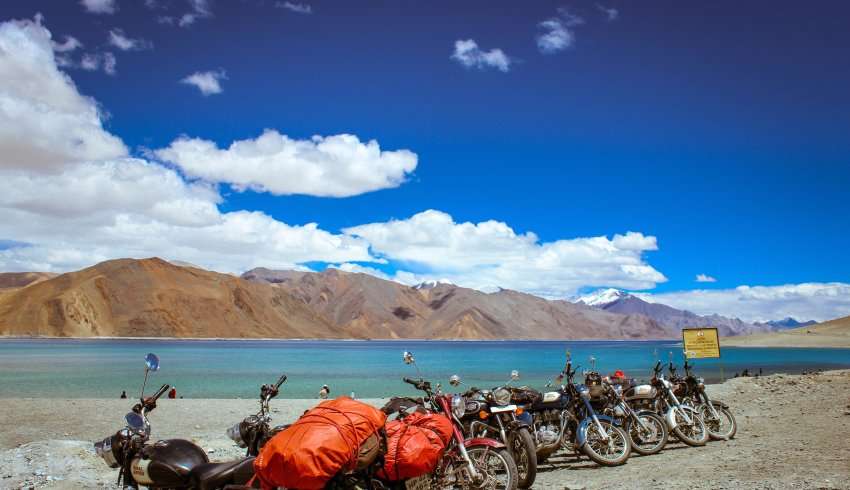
(700, 403, 737, 441)
(464, 446, 519, 490)
(581, 420, 630, 466)
(508, 428, 537, 489)
(671, 408, 708, 446)
(626, 411, 668, 456)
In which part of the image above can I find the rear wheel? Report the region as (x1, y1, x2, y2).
(626, 412, 668, 456)
(508, 428, 537, 489)
(700, 403, 737, 441)
(463, 446, 518, 490)
(582, 420, 630, 466)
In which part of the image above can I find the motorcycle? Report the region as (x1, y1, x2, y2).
(671, 360, 737, 441)
(94, 353, 255, 489)
(226, 374, 290, 456)
(518, 355, 631, 467)
(358, 351, 519, 490)
(458, 370, 537, 488)
(598, 374, 668, 456)
(632, 360, 708, 447)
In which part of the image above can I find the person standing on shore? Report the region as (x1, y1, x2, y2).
(168, 386, 177, 399)
(319, 385, 330, 399)
(120, 390, 127, 399)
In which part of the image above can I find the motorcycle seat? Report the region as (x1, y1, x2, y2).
(189, 457, 256, 490)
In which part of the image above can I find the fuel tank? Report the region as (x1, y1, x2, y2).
(131, 439, 209, 487)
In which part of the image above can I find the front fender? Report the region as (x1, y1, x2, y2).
(464, 437, 506, 450)
(665, 405, 698, 430)
(576, 415, 615, 447)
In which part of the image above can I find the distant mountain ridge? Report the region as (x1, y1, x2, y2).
(574, 288, 772, 337)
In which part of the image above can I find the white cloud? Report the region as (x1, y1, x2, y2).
(108, 29, 153, 51)
(696, 273, 717, 283)
(154, 130, 418, 197)
(80, 0, 117, 14)
(344, 210, 666, 298)
(276, 1, 312, 14)
(79, 51, 117, 75)
(52, 36, 82, 53)
(537, 9, 584, 54)
(0, 18, 126, 172)
(0, 15, 373, 274)
(177, 0, 212, 27)
(180, 70, 226, 95)
(596, 4, 619, 21)
(637, 283, 850, 323)
(451, 39, 511, 72)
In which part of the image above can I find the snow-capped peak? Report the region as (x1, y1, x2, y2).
(414, 279, 454, 290)
(575, 288, 630, 307)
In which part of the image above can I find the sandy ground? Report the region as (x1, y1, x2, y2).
(724, 331, 850, 348)
(1, 371, 849, 489)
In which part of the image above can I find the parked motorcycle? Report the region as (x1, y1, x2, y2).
(634, 360, 708, 447)
(671, 360, 737, 441)
(518, 355, 631, 467)
(226, 374, 289, 456)
(369, 351, 519, 490)
(598, 375, 668, 456)
(94, 353, 255, 489)
(458, 370, 537, 488)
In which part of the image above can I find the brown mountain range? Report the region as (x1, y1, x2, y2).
(0, 257, 674, 339)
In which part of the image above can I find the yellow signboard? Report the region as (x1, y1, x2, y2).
(682, 327, 721, 359)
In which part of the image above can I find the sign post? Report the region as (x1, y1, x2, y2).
(681, 327, 723, 380)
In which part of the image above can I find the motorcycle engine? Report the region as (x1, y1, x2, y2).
(536, 425, 560, 446)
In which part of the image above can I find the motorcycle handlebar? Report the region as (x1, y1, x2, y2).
(653, 360, 662, 373)
(151, 383, 170, 401)
(274, 375, 287, 390)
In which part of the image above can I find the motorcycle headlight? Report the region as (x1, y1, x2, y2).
(492, 388, 511, 406)
(94, 435, 119, 468)
(226, 422, 247, 448)
(451, 395, 465, 419)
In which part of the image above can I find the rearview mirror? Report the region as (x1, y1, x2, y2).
(510, 370, 520, 380)
(403, 351, 415, 365)
(144, 353, 159, 372)
(125, 412, 145, 431)
(449, 374, 461, 386)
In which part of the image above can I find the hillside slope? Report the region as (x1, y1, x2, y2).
(723, 315, 850, 348)
(0, 258, 343, 338)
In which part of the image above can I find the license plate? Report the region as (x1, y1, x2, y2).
(406, 475, 430, 490)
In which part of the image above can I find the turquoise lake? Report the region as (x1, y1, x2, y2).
(2, 339, 850, 398)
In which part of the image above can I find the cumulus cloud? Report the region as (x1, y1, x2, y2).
(537, 9, 584, 54)
(344, 210, 666, 298)
(451, 39, 511, 72)
(180, 69, 226, 95)
(0, 18, 126, 172)
(276, 1, 312, 14)
(154, 130, 419, 198)
(637, 283, 850, 323)
(695, 273, 717, 283)
(80, 0, 117, 14)
(0, 15, 373, 274)
(596, 4, 619, 21)
(108, 29, 153, 51)
(79, 51, 117, 75)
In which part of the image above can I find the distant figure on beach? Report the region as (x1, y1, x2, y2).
(120, 390, 127, 399)
(168, 387, 177, 399)
(319, 384, 330, 399)
(741, 369, 750, 377)
(759, 368, 763, 376)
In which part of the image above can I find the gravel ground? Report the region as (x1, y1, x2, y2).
(1, 371, 849, 489)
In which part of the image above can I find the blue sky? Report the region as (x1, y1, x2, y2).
(0, 0, 849, 321)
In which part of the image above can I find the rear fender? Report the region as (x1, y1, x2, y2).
(464, 437, 506, 450)
(576, 415, 614, 447)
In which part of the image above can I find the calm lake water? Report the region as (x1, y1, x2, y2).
(2, 339, 850, 398)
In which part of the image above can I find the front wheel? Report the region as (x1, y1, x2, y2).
(672, 408, 708, 446)
(582, 420, 630, 466)
(508, 428, 537, 489)
(700, 403, 737, 441)
(626, 412, 668, 456)
(463, 446, 519, 490)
